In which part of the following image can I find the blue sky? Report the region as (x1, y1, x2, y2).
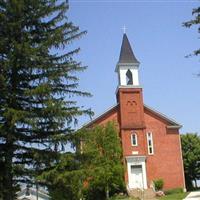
(68, 0, 200, 134)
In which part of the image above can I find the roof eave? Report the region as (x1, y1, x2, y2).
(144, 104, 182, 127)
(81, 104, 181, 130)
(82, 104, 119, 128)
(167, 125, 182, 129)
(115, 62, 140, 72)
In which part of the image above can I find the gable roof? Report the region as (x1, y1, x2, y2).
(144, 104, 182, 128)
(83, 104, 181, 129)
(83, 104, 118, 128)
(118, 34, 139, 64)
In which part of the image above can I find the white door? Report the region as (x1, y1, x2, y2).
(129, 165, 143, 189)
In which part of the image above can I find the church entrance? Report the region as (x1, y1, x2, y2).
(126, 156, 147, 189)
(130, 165, 143, 189)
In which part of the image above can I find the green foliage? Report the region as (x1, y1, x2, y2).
(181, 133, 200, 190)
(0, 0, 92, 199)
(159, 192, 188, 200)
(164, 188, 183, 195)
(39, 153, 87, 200)
(39, 122, 125, 200)
(153, 179, 164, 191)
(183, 5, 200, 57)
(80, 122, 125, 200)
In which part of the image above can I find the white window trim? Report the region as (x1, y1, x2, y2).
(147, 132, 154, 155)
(131, 133, 138, 146)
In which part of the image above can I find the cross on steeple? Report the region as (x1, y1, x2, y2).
(122, 25, 127, 34)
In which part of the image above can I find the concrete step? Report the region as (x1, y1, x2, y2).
(128, 188, 156, 200)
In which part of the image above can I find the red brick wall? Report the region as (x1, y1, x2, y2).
(144, 109, 185, 190)
(87, 90, 185, 190)
(87, 106, 119, 128)
(117, 88, 145, 129)
(121, 129, 148, 184)
(121, 129, 147, 156)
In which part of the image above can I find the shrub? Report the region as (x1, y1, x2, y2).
(153, 179, 164, 191)
(83, 180, 126, 200)
(164, 188, 183, 195)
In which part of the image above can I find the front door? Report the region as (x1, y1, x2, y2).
(129, 165, 143, 189)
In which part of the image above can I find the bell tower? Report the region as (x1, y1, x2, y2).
(116, 34, 145, 129)
(115, 33, 140, 87)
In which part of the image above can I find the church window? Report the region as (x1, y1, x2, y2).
(131, 133, 138, 146)
(126, 69, 133, 85)
(147, 132, 154, 155)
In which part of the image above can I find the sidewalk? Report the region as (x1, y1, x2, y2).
(183, 191, 200, 200)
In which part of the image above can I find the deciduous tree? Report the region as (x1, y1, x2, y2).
(183, 5, 200, 57)
(81, 122, 125, 200)
(181, 133, 200, 190)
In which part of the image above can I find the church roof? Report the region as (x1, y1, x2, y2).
(118, 34, 139, 64)
(84, 104, 118, 128)
(144, 104, 182, 128)
(83, 104, 181, 129)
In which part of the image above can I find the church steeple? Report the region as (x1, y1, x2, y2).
(118, 34, 139, 64)
(116, 34, 145, 129)
(116, 34, 140, 88)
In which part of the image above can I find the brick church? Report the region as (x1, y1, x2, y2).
(85, 34, 186, 191)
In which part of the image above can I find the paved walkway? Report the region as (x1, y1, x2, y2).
(183, 191, 200, 200)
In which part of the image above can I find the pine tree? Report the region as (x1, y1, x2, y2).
(0, 1, 91, 199)
(39, 152, 88, 200)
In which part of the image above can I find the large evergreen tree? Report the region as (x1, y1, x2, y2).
(0, 1, 91, 199)
(39, 152, 88, 200)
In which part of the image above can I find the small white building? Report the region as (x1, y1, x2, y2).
(17, 187, 49, 200)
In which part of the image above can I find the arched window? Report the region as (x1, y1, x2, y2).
(131, 133, 138, 146)
(126, 69, 133, 85)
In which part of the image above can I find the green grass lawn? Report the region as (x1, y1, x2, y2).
(157, 192, 189, 200)
(110, 192, 189, 200)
